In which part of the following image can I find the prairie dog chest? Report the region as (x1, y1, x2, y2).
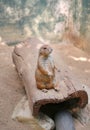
(39, 55, 55, 71)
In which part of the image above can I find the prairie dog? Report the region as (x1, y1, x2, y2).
(35, 45, 58, 92)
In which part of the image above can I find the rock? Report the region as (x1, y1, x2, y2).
(76, 104, 90, 125)
(12, 96, 33, 122)
(12, 96, 55, 130)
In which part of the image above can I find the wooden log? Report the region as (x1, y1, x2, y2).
(12, 38, 88, 116)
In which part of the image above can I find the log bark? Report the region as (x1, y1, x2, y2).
(12, 38, 88, 116)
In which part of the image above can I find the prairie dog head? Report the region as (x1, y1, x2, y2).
(39, 45, 53, 57)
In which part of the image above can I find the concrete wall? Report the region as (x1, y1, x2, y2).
(0, 0, 89, 44)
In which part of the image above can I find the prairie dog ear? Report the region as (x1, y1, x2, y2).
(50, 48, 53, 52)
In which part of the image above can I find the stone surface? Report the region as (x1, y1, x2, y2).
(12, 96, 55, 130)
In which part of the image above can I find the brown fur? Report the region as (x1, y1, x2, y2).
(35, 45, 57, 91)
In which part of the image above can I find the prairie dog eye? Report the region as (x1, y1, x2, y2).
(43, 47, 47, 49)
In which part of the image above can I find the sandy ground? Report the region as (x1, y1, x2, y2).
(0, 43, 90, 130)
(0, 45, 34, 130)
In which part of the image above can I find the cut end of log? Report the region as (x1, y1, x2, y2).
(32, 90, 88, 116)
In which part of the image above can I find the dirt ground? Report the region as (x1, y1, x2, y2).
(0, 42, 90, 130)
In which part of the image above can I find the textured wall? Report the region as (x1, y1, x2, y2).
(0, 0, 89, 43)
